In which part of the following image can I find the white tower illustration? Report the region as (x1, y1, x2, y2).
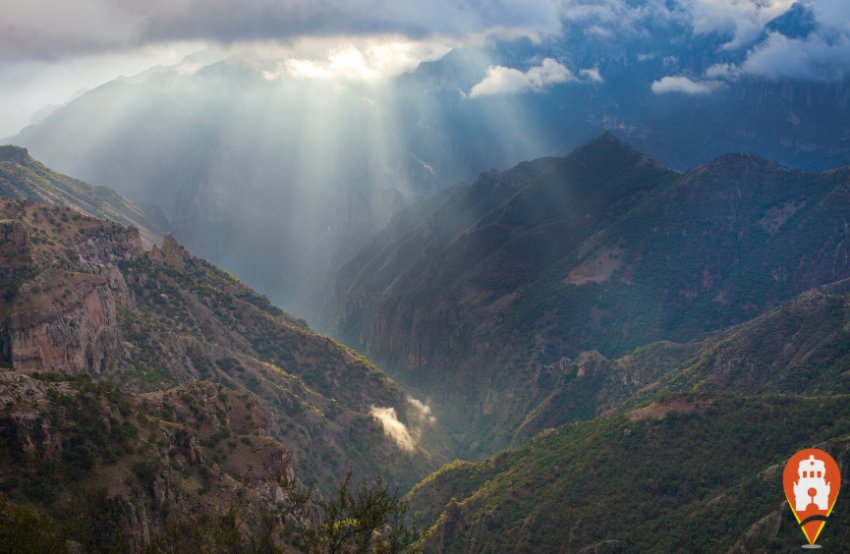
(794, 454, 831, 511)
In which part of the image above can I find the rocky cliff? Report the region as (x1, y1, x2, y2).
(0, 196, 451, 551)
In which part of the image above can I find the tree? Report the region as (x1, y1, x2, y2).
(320, 473, 421, 554)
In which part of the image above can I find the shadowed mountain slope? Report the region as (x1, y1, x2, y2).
(327, 134, 850, 456)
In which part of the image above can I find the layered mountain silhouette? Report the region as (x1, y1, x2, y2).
(8, 1, 850, 316)
(326, 133, 850, 456)
(3, 132, 850, 551)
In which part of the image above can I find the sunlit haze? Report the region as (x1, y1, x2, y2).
(3, 1, 850, 551)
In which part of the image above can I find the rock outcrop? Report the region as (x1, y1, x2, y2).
(3, 270, 132, 373)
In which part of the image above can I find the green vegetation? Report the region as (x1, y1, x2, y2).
(327, 134, 850, 460)
(320, 473, 421, 554)
(411, 394, 850, 552)
(0, 472, 421, 553)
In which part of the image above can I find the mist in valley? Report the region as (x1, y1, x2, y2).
(4, 1, 850, 551)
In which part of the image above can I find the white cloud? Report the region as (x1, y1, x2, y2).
(558, 0, 686, 32)
(686, 0, 795, 49)
(690, 2, 850, 83)
(738, 31, 850, 81)
(369, 396, 436, 452)
(370, 406, 415, 451)
(579, 67, 604, 83)
(813, 0, 850, 33)
(705, 62, 740, 79)
(269, 38, 452, 81)
(651, 75, 725, 94)
(407, 396, 437, 424)
(469, 58, 574, 98)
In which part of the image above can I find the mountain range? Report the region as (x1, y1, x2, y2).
(2, 130, 850, 550)
(6, 1, 849, 318)
(324, 132, 850, 458)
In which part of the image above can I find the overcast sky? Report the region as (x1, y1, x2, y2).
(1, 0, 848, 137)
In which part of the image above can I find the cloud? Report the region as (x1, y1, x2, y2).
(0, 0, 562, 62)
(737, 31, 850, 81)
(370, 406, 415, 451)
(699, 2, 850, 82)
(257, 38, 452, 81)
(651, 75, 724, 94)
(557, 0, 690, 39)
(579, 67, 604, 83)
(685, 0, 795, 49)
(407, 396, 437, 425)
(469, 58, 574, 98)
(369, 396, 436, 452)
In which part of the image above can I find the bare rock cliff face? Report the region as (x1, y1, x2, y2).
(0, 203, 142, 374)
(3, 269, 134, 374)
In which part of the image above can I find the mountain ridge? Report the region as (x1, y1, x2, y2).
(0, 145, 168, 247)
(325, 133, 850, 457)
(0, 188, 452, 550)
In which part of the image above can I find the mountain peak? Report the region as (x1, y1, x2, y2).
(766, 2, 817, 39)
(570, 132, 639, 159)
(564, 132, 667, 174)
(701, 152, 788, 173)
(0, 145, 31, 164)
(588, 131, 625, 148)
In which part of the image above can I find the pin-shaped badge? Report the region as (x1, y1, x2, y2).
(783, 448, 841, 548)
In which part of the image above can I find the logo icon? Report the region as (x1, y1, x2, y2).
(783, 448, 841, 547)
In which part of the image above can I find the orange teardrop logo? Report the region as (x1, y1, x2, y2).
(783, 448, 841, 547)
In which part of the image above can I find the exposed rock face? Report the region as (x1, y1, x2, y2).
(73, 223, 144, 266)
(150, 233, 186, 271)
(3, 270, 132, 374)
(0, 205, 143, 374)
(327, 136, 850, 458)
(0, 218, 31, 269)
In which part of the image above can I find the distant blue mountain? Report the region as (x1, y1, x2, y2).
(8, 1, 848, 317)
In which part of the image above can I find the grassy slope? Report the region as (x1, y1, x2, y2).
(411, 394, 850, 553)
(516, 281, 850, 441)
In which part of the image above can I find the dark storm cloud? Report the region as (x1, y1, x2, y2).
(4, 1, 849, 82)
(0, 0, 562, 61)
